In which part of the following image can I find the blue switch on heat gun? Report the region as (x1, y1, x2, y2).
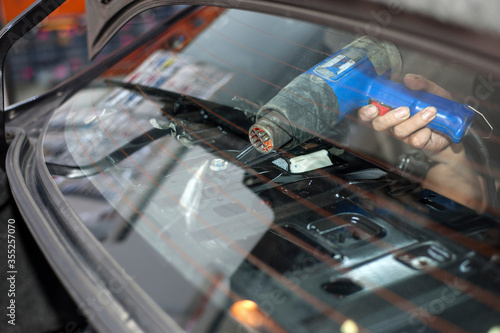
(249, 36, 475, 153)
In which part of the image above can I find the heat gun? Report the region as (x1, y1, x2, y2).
(249, 36, 475, 153)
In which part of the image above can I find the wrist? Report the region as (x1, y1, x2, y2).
(397, 149, 438, 182)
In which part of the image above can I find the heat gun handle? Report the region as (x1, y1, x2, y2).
(367, 79, 475, 143)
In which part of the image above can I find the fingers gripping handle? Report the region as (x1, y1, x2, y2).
(367, 79, 475, 143)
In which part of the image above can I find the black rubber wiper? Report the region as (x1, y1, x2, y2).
(104, 79, 181, 104)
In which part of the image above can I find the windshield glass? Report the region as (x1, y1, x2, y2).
(41, 5, 500, 332)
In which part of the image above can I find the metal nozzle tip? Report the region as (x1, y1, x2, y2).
(249, 111, 293, 153)
(249, 126, 273, 153)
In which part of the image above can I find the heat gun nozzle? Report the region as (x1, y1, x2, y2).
(249, 126, 273, 153)
(249, 112, 293, 153)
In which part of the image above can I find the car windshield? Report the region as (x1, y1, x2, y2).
(40, 6, 500, 332)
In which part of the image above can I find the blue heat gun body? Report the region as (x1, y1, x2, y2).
(310, 49, 474, 143)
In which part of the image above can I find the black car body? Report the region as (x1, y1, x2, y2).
(1, 1, 500, 332)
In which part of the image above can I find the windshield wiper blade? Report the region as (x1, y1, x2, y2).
(105, 79, 180, 103)
(104, 79, 256, 134)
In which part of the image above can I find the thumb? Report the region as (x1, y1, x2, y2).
(404, 74, 453, 100)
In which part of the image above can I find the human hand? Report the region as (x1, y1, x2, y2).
(358, 73, 452, 153)
(358, 74, 486, 210)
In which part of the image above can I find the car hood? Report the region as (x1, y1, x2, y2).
(86, 0, 500, 60)
(85, 0, 173, 59)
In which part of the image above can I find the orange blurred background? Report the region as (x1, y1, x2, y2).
(1, 0, 85, 25)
